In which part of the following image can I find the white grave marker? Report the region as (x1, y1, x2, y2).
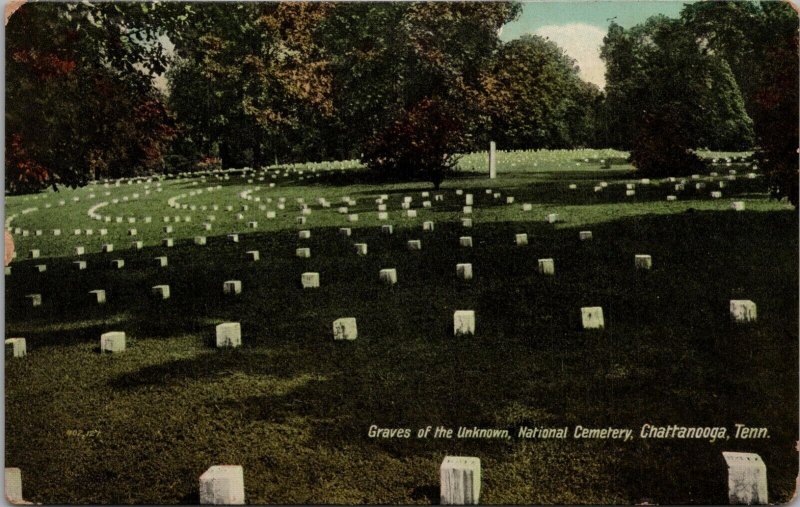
(581, 307, 604, 329)
(100, 331, 126, 353)
(440, 456, 481, 505)
(333, 318, 358, 340)
(453, 310, 475, 336)
(199, 465, 245, 505)
(722, 452, 768, 505)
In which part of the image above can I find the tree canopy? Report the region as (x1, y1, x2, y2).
(5, 1, 796, 201)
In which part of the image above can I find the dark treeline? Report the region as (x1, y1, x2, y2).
(5, 1, 798, 202)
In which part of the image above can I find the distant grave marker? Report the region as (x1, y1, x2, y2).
(379, 268, 397, 286)
(730, 300, 757, 323)
(635, 255, 652, 270)
(453, 311, 476, 336)
(333, 318, 358, 340)
(456, 263, 473, 281)
(581, 307, 604, 329)
(223, 280, 242, 295)
(301, 272, 320, 288)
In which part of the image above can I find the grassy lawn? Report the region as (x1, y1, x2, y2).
(5, 149, 797, 504)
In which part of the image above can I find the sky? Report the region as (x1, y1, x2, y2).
(501, 1, 696, 89)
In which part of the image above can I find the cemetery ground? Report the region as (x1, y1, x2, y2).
(4, 149, 798, 504)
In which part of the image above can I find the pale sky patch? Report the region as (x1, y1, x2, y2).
(533, 23, 607, 89)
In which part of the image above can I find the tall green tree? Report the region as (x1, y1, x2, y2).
(600, 16, 754, 153)
(682, 1, 798, 206)
(488, 34, 601, 149)
(321, 2, 520, 187)
(168, 3, 333, 170)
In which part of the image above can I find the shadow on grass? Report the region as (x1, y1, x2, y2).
(6, 208, 798, 504)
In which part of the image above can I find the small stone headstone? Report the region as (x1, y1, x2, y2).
(111, 259, 125, 269)
(581, 307, 604, 329)
(506, 196, 514, 204)
(301, 272, 320, 288)
(722, 452, 768, 505)
(465, 194, 473, 205)
(730, 300, 757, 323)
(635, 254, 652, 270)
(423, 221, 435, 232)
(246, 251, 260, 261)
(406, 209, 418, 218)
(348, 214, 359, 222)
(462, 218, 473, 228)
(579, 231, 592, 241)
(538, 258, 554, 275)
(100, 331, 126, 353)
(462, 206, 472, 214)
(515, 233, 528, 246)
(296, 248, 311, 258)
(333, 318, 358, 340)
(199, 465, 245, 505)
(228, 234, 239, 243)
(5, 338, 27, 358)
(155, 256, 168, 267)
(732, 201, 745, 211)
(456, 263, 473, 281)
(162, 238, 174, 248)
(440, 456, 481, 505)
(381, 225, 393, 235)
(90, 289, 106, 304)
(223, 280, 242, 295)
(666, 195, 677, 201)
(545, 213, 558, 223)
(152, 285, 170, 300)
(459, 236, 473, 248)
(74, 261, 87, 270)
(379, 268, 397, 286)
(35, 264, 47, 273)
(29, 249, 40, 259)
(453, 311, 476, 336)
(298, 230, 311, 240)
(25, 294, 41, 307)
(407, 240, 422, 251)
(5, 467, 23, 502)
(354, 243, 368, 256)
(339, 228, 351, 237)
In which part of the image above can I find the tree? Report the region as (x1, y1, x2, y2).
(488, 35, 601, 149)
(321, 2, 521, 187)
(683, 1, 798, 206)
(5, 2, 184, 193)
(168, 3, 333, 170)
(600, 17, 754, 153)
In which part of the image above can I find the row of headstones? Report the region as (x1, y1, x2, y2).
(2, 451, 769, 504)
(8, 301, 758, 357)
(11, 215, 570, 269)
